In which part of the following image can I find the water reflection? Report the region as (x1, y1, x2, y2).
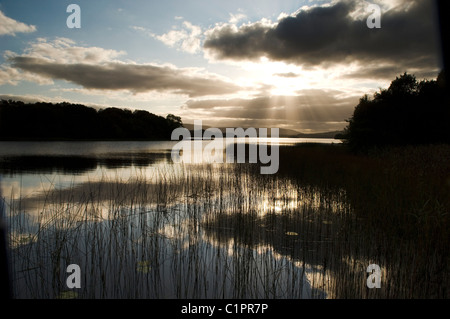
(2, 139, 368, 299)
(0, 153, 171, 175)
(5, 165, 362, 299)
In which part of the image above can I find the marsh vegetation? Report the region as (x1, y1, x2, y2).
(3, 141, 448, 299)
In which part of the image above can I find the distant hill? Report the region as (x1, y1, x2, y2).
(182, 123, 342, 139)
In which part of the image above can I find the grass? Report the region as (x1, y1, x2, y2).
(3, 143, 450, 298)
(278, 143, 450, 298)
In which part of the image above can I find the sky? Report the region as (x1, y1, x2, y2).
(0, 0, 444, 133)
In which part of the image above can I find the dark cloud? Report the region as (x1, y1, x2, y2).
(10, 57, 240, 97)
(342, 62, 441, 81)
(204, 0, 442, 74)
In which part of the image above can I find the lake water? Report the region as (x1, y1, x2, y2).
(0, 138, 339, 199)
(1, 138, 356, 299)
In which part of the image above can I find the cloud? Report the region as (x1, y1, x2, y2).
(17, 37, 126, 64)
(0, 94, 113, 111)
(341, 61, 440, 81)
(1, 37, 122, 85)
(274, 72, 299, 78)
(4, 39, 239, 97)
(157, 21, 202, 53)
(4, 38, 240, 97)
(0, 62, 52, 86)
(180, 89, 359, 132)
(10, 56, 240, 97)
(0, 94, 57, 103)
(0, 10, 36, 36)
(204, 0, 441, 77)
(135, 21, 203, 54)
(229, 13, 247, 24)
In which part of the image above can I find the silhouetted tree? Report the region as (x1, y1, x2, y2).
(343, 71, 450, 152)
(166, 114, 183, 131)
(0, 100, 183, 141)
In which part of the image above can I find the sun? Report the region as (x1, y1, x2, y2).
(238, 58, 314, 96)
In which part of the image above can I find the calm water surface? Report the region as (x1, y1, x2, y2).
(1, 139, 356, 299)
(0, 139, 338, 198)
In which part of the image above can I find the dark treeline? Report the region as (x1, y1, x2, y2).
(342, 71, 450, 152)
(0, 100, 182, 140)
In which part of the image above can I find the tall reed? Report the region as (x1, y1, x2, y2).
(5, 144, 449, 298)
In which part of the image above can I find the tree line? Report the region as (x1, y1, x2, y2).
(0, 100, 182, 140)
(342, 71, 450, 152)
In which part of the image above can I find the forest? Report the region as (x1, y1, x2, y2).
(0, 100, 182, 140)
(342, 71, 449, 152)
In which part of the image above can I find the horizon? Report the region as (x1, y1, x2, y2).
(0, 0, 444, 133)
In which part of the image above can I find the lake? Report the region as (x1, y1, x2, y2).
(0, 138, 376, 299)
(0, 138, 339, 199)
